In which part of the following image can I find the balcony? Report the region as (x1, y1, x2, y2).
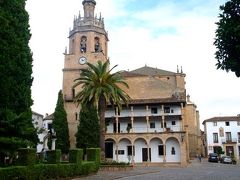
(221, 138, 237, 144)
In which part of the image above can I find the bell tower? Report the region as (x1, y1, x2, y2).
(62, 0, 108, 148)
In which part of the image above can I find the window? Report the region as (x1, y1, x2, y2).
(213, 122, 217, 126)
(226, 132, 232, 142)
(127, 146, 135, 156)
(158, 145, 164, 155)
(113, 123, 120, 133)
(161, 122, 166, 128)
(172, 121, 176, 125)
(171, 147, 175, 155)
(171, 109, 174, 113)
(115, 150, 124, 155)
(238, 132, 240, 143)
(164, 107, 170, 113)
(48, 123, 53, 130)
(75, 112, 78, 121)
(150, 122, 155, 128)
(94, 37, 101, 52)
(225, 121, 230, 126)
(213, 133, 218, 143)
(151, 107, 158, 114)
(114, 108, 120, 115)
(80, 36, 87, 53)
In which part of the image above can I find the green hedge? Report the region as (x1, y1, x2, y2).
(86, 148, 100, 165)
(0, 166, 26, 180)
(17, 148, 36, 166)
(0, 162, 97, 180)
(0, 148, 100, 179)
(46, 149, 61, 164)
(69, 149, 83, 164)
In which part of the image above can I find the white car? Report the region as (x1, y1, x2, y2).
(221, 156, 232, 164)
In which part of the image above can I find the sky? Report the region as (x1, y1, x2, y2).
(25, 0, 240, 126)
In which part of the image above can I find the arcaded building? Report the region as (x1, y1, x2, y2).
(62, 0, 202, 166)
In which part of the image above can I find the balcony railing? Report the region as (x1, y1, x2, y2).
(106, 125, 182, 134)
(221, 138, 237, 143)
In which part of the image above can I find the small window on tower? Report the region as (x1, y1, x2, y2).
(94, 37, 101, 52)
(80, 36, 87, 53)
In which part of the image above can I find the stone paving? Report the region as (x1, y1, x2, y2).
(73, 159, 240, 180)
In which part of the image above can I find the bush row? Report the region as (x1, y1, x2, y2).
(0, 148, 100, 180)
(0, 162, 98, 180)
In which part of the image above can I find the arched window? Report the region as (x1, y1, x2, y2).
(80, 36, 87, 53)
(94, 37, 101, 52)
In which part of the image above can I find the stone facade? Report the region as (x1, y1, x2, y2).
(62, 0, 201, 165)
(62, 0, 108, 147)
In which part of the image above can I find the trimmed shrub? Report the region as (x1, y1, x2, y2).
(0, 166, 26, 180)
(0, 148, 100, 179)
(46, 149, 61, 164)
(86, 148, 100, 164)
(69, 149, 83, 164)
(17, 148, 36, 166)
(82, 161, 98, 174)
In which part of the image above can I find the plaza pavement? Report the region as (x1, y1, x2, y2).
(73, 158, 240, 180)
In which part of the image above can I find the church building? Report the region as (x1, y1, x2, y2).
(62, 0, 202, 166)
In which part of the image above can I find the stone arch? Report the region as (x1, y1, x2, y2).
(134, 138, 148, 163)
(165, 137, 180, 162)
(105, 138, 115, 159)
(118, 138, 132, 162)
(94, 37, 101, 52)
(80, 36, 87, 53)
(149, 137, 164, 162)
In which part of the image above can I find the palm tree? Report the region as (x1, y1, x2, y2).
(73, 60, 130, 160)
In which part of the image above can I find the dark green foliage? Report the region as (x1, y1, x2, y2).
(73, 61, 130, 160)
(214, 0, 240, 77)
(86, 148, 100, 165)
(0, 148, 101, 179)
(16, 148, 36, 166)
(0, 0, 38, 165)
(215, 146, 224, 155)
(69, 149, 83, 164)
(46, 150, 61, 164)
(0, 166, 27, 180)
(0, 162, 98, 179)
(53, 90, 70, 154)
(76, 105, 100, 152)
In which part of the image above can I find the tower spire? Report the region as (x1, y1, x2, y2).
(82, 0, 96, 19)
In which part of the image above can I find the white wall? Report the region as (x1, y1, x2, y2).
(165, 138, 180, 162)
(149, 139, 164, 162)
(134, 139, 147, 163)
(205, 121, 240, 157)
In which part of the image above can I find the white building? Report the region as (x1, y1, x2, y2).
(32, 112, 54, 152)
(203, 116, 240, 160)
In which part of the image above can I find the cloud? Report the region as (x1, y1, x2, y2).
(26, 0, 239, 124)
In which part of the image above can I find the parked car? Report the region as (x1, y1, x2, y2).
(208, 153, 218, 163)
(220, 156, 232, 164)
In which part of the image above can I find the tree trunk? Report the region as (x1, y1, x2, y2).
(99, 95, 106, 162)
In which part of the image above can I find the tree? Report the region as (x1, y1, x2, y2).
(73, 60, 130, 160)
(0, 0, 38, 165)
(52, 90, 70, 154)
(214, 0, 240, 77)
(75, 105, 100, 153)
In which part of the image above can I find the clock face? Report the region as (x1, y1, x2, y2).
(79, 56, 87, 64)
